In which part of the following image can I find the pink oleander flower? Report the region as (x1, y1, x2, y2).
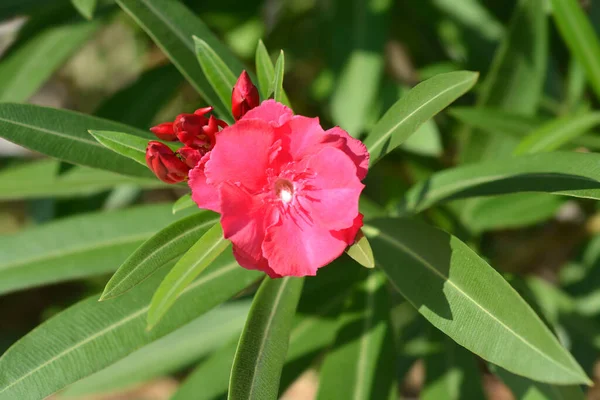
(189, 100, 369, 277)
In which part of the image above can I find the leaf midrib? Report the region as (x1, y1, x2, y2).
(0, 116, 103, 148)
(375, 229, 584, 381)
(0, 262, 238, 396)
(104, 218, 219, 297)
(0, 232, 154, 272)
(367, 75, 474, 160)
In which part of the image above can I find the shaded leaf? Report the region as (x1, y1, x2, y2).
(316, 272, 396, 400)
(515, 113, 600, 154)
(402, 152, 600, 213)
(494, 366, 585, 400)
(70, 0, 97, 19)
(551, 0, 600, 102)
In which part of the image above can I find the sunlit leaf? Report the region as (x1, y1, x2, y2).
(147, 223, 230, 328)
(366, 217, 590, 384)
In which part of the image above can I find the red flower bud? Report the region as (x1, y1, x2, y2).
(145, 141, 190, 184)
(194, 106, 214, 117)
(231, 70, 259, 120)
(178, 146, 204, 168)
(150, 122, 177, 141)
(174, 112, 227, 149)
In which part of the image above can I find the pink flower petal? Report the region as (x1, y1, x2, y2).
(333, 213, 364, 246)
(188, 153, 220, 212)
(233, 245, 281, 278)
(205, 119, 276, 193)
(219, 182, 269, 266)
(299, 147, 365, 231)
(241, 99, 293, 127)
(262, 210, 349, 277)
(323, 127, 369, 180)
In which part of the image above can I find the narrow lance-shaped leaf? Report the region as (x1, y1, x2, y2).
(255, 40, 275, 99)
(272, 51, 289, 106)
(551, 0, 600, 102)
(316, 272, 396, 400)
(0, 204, 181, 296)
(173, 193, 196, 214)
(174, 258, 362, 400)
(0, 19, 101, 102)
(61, 301, 251, 397)
(402, 152, 600, 213)
(366, 217, 590, 385)
(0, 160, 164, 201)
(363, 71, 478, 166)
(147, 223, 230, 329)
(0, 103, 153, 177)
(88, 130, 178, 167)
(515, 113, 600, 154)
(346, 230, 375, 268)
(461, 0, 547, 162)
(194, 37, 237, 119)
(0, 254, 262, 400)
(70, 0, 97, 19)
(101, 211, 219, 300)
(493, 366, 585, 400)
(229, 277, 304, 400)
(255, 40, 290, 104)
(116, 0, 248, 118)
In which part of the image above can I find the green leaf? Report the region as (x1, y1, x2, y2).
(459, 193, 563, 233)
(366, 217, 590, 384)
(0, 20, 100, 102)
(402, 152, 600, 213)
(461, 0, 548, 162)
(401, 119, 443, 157)
(116, 0, 246, 118)
(95, 64, 182, 129)
(193, 37, 237, 118)
(515, 113, 600, 154)
(329, 0, 390, 136)
(421, 332, 485, 400)
(271, 50, 288, 106)
(172, 193, 196, 214)
(89, 130, 158, 166)
(147, 223, 230, 329)
(494, 366, 585, 400)
(255, 40, 275, 99)
(0, 160, 164, 201)
(61, 301, 250, 397)
(450, 107, 600, 150)
(255, 41, 290, 104)
(0, 252, 261, 400)
(551, 0, 600, 102)
(0, 204, 183, 296)
(363, 71, 478, 166)
(101, 211, 219, 300)
(229, 277, 304, 400)
(171, 258, 361, 400)
(345, 229, 375, 268)
(316, 272, 396, 400)
(0, 103, 153, 177)
(70, 0, 97, 19)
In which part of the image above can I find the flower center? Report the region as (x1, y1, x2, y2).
(274, 179, 294, 203)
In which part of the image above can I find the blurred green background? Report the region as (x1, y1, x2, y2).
(4, 0, 600, 398)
